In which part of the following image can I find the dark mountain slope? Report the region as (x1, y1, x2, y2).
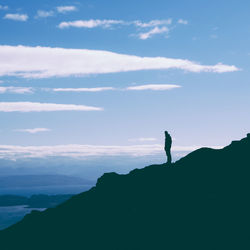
(1, 134, 250, 250)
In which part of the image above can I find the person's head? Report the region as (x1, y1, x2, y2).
(165, 131, 168, 136)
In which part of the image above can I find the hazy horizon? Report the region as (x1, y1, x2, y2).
(0, 0, 250, 179)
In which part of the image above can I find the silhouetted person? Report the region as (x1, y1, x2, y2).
(164, 131, 172, 164)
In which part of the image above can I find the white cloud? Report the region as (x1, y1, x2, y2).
(134, 19, 172, 28)
(57, 18, 190, 40)
(0, 102, 103, 112)
(58, 18, 188, 39)
(0, 144, 223, 159)
(59, 19, 124, 29)
(126, 84, 181, 91)
(15, 128, 51, 134)
(50, 85, 179, 92)
(0, 5, 8, 10)
(58, 19, 172, 29)
(0, 45, 239, 79)
(178, 19, 188, 25)
(56, 6, 77, 13)
(36, 10, 54, 18)
(128, 138, 157, 142)
(138, 26, 169, 40)
(0, 85, 181, 93)
(4, 14, 28, 21)
(53, 87, 115, 92)
(0, 86, 33, 94)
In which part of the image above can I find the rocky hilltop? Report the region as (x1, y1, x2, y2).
(1, 134, 250, 250)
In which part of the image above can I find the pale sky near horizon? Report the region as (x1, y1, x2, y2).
(0, 0, 249, 160)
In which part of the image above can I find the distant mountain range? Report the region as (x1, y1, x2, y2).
(0, 174, 93, 189)
(0, 194, 73, 208)
(1, 134, 249, 249)
(0, 155, 166, 180)
(0, 174, 95, 196)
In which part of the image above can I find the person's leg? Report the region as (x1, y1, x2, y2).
(166, 148, 172, 164)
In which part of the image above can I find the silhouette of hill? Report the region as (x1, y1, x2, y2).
(0, 134, 249, 250)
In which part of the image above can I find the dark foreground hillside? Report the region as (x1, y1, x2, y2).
(1, 134, 250, 250)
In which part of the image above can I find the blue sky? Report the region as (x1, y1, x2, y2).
(0, 0, 249, 161)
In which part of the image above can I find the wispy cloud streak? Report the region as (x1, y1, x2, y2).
(0, 45, 239, 79)
(58, 18, 184, 39)
(0, 144, 223, 159)
(59, 19, 124, 29)
(134, 19, 172, 28)
(127, 84, 180, 91)
(138, 27, 169, 40)
(53, 87, 115, 92)
(0, 102, 103, 112)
